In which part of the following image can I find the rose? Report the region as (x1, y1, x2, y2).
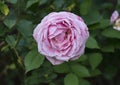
(110, 10, 119, 24)
(110, 10, 120, 31)
(33, 12, 89, 65)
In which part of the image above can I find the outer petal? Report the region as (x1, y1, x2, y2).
(33, 24, 41, 42)
(113, 26, 120, 31)
(46, 56, 64, 65)
(110, 10, 119, 24)
(71, 44, 85, 60)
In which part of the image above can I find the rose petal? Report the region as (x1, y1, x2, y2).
(46, 56, 64, 65)
(110, 10, 119, 24)
(113, 26, 120, 31)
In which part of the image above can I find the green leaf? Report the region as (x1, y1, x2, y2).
(17, 20, 33, 38)
(84, 11, 102, 25)
(118, 0, 120, 5)
(70, 63, 90, 78)
(102, 28, 120, 39)
(39, 0, 48, 5)
(64, 73, 79, 85)
(3, 10, 17, 29)
(99, 19, 110, 28)
(89, 53, 103, 70)
(75, 55, 87, 62)
(79, 79, 91, 85)
(80, 0, 91, 15)
(90, 69, 101, 77)
(0, 4, 9, 15)
(0, 23, 6, 36)
(88, 19, 110, 30)
(53, 0, 65, 9)
(86, 36, 100, 49)
(24, 49, 44, 73)
(4, 19, 16, 29)
(26, 0, 39, 8)
(67, 3, 75, 11)
(5, 35, 16, 47)
(101, 45, 115, 52)
(7, 0, 17, 4)
(53, 63, 69, 73)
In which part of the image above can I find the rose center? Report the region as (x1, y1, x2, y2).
(54, 32, 66, 42)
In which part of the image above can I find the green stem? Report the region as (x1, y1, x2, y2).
(13, 47, 19, 58)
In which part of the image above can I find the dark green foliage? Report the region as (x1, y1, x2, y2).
(0, 0, 120, 85)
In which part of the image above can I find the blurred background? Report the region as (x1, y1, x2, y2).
(0, 0, 120, 85)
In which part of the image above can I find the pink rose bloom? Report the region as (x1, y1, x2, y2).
(33, 12, 89, 65)
(110, 10, 119, 24)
